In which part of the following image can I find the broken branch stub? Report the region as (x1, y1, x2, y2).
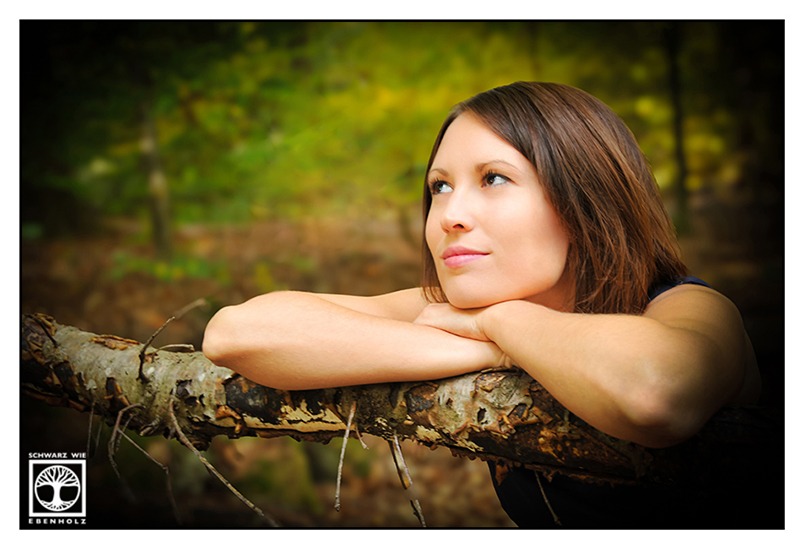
(20, 313, 778, 489)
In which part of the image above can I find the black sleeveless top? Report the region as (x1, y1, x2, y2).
(487, 276, 716, 528)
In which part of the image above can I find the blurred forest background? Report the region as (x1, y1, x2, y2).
(20, 20, 784, 528)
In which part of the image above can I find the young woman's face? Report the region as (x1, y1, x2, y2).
(425, 113, 573, 310)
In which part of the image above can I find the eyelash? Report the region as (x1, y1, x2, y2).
(482, 171, 510, 187)
(428, 179, 450, 195)
(428, 171, 510, 196)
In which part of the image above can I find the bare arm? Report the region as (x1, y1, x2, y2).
(415, 285, 760, 448)
(202, 288, 507, 390)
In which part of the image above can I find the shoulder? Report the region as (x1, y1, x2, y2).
(648, 275, 709, 302)
(645, 282, 741, 329)
(644, 283, 760, 405)
(644, 283, 744, 350)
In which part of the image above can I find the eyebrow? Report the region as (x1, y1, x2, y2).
(428, 160, 524, 178)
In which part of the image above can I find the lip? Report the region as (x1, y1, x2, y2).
(441, 246, 489, 269)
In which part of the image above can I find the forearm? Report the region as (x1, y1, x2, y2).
(203, 291, 502, 390)
(480, 301, 729, 447)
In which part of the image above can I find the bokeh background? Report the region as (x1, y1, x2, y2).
(20, 20, 784, 528)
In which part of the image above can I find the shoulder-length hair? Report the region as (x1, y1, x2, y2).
(421, 82, 687, 314)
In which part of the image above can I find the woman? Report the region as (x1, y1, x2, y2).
(202, 82, 762, 527)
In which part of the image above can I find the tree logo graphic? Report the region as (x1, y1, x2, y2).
(29, 459, 86, 517)
(35, 465, 81, 511)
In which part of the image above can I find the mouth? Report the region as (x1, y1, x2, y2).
(441, 246, 489, 269)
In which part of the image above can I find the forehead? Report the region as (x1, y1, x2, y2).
(432, 113, 535, 172)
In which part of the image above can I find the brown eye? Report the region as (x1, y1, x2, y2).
(483, 173, 509, 187)
(430, 180, 453, 195)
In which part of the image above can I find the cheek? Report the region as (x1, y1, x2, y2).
(540, 216, 569, 255)
(513, 213, 570, 272)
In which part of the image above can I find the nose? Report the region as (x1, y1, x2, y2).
(438, 188, 476, 233)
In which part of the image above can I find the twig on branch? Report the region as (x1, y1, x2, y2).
(335, 401, 358, 512)
(108, 404, 143, 502)
(86, 397, 96, 459)
(534, 471, 562, 526)
(354, 428, 368, 450)
(109, 403, 142, 458)
(116, 429, 183, 525)
(168, 400, 280, 527)
(389, 434, 426, 528)
(94, 397, 181, 524)
(138, 298, 207, 383)
(32, 315, 59, 348)
(159, 344, 196, 353)
(86, 408, 105, 460)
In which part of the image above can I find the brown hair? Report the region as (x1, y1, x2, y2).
(421, 82, 687, 314)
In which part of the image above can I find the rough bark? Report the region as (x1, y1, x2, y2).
(20, 313, 779, 489)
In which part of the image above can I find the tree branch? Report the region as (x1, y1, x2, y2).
(20, 313, 779, 490)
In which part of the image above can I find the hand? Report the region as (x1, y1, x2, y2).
(413, 302, 490, 341)
(414, 302, 516, 369)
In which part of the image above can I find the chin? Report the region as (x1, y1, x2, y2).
(444, 285, 569, 311)
(444, 291, 503, 310)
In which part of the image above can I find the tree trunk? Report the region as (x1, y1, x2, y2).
(140, 102, 173, 260)
(20, 313, 780, 490)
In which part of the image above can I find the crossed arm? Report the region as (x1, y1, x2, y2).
(202, 285, 760, 448)
(201, 288, 506, 389)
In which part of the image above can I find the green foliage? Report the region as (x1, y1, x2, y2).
(239, 439, 323, 514)
(21, 222, 44, 241)
(251, 260, 278, 294)
(109, 250, 231, 285)
(21, 21, 782, 236)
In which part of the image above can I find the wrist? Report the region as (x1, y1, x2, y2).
(481, 300, 552, 342)
(432, 328, 502, 372)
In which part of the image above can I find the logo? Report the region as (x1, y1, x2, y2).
(28, 454, 86, 523)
